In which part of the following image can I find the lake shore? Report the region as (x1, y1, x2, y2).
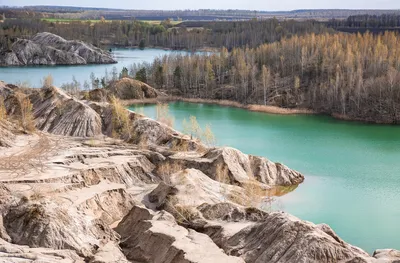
(123, 96, 400, 125)
(122, 96, 315, 116)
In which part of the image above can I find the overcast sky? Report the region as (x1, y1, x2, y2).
(1, 0, 400, 11)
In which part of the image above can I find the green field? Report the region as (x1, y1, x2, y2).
(41, 18, 104, 23)
(41, 18, 182, 25)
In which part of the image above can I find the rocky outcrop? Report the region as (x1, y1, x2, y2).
(0, 32, 116, 66)
(116, 205, 245, 263)
(0, 121, 14, 147)
(220, 212, 373, 263)
(88, 88, 110, 102)
(88, 242, 129, 263)
(3, 201, 118, 257)
(0, 238, 84, 263)
(87, 78, 160, 102)
(373, 249, 400, 262)
(28, 86, 102, 137)
(107, 78, 159, 100)
(1, 83, 102, 137)
(163, 147, 304, 187)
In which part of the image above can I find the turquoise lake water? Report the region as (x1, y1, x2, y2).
(129, 102, 400, 254)
(0, 48, 189, 88)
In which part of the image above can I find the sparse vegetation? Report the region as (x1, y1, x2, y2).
(29, 188, 45, 201)
(182, 116, 202, 140)
(16, 93, 35, 133)
(0, 97, 6, 120)
(182, 115, 216, 146)
(110, 95, 132, 139)
(173, 204, 199, 224)
(61, 77, 81, 97)
(42, 74, 54, 89)
(202, 124, 216, 146)
(156, 161, 183, 184)
(156, 103, 174, 127)
(171, 139, 190, 152)
(242, 178, 275, 210)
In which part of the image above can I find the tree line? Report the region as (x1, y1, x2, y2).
(126, 32, 400, 123)
(0, 18, 329, 51)
(328, 14, 400, 28)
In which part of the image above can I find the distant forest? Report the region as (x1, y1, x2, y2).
(0, 18, 329, 50)
(327, 14, 400, 34)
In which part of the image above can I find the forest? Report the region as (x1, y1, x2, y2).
(0, 18, 329, 50)
(124, 32, 400, 123)
(329, 14, 400, 28)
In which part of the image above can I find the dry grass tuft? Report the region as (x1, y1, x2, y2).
(42, 74, 54, 89)
(111, 95, 132, 140)
(29, 188, 45, 201)
(156, 103, 174, 127)
(156, 161, 183, 184)
(15, 92, 35, 133)
(173, 205, 199, 224)
(0, 97, 6, 121)
(171, 139, 190, 152)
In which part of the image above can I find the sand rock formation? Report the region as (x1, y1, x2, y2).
(162, 147, 304, 186)
(116, 205, 245, 263)
(1, 84, 102, 137)
(219, 212, 373, 263)
(0, 121, 14, 147)
(0, 238, 83, 263)
(107, 78, 159, 100)
(29, 86, 103, 137)
(0, 32, 116, 66)
(87, 78, 160, 102)
(4, 201, 119, 257)
(373, 249, 400, 262)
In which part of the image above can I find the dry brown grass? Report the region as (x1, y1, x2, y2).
(42, 74, 54, 89)
(0, 133, 59, 179)
(173, 205, 199, 224)
(171, 139, 190, 152)
(82, 91, 90, 101)
(29, 188, 45, 201)
(156, 161, 183, 184)
(110, 95, 132, 140)
(137, 134, 149, 149)
(0, 97, 6, 120)
(247, 104, 314, 115)
(15, 92, 35, 133)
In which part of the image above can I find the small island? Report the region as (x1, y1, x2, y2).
(0, 32, 117, 66)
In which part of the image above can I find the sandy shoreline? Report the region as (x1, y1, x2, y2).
(122, 96, 315, 116)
